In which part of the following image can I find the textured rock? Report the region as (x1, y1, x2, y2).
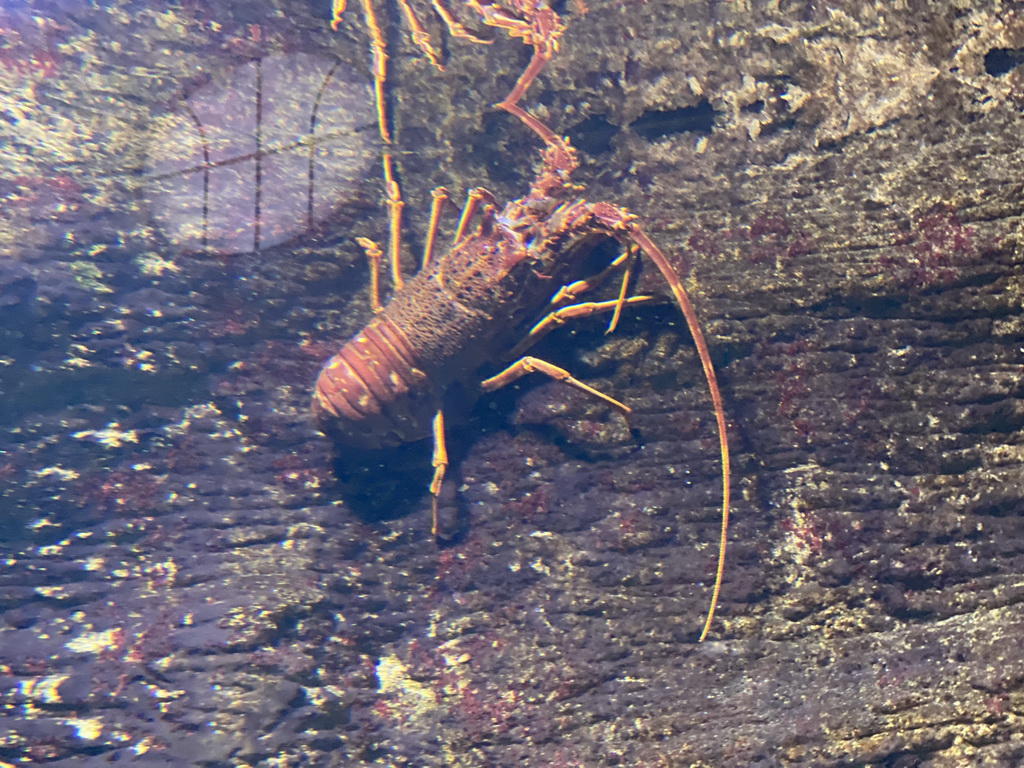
(3, 0, 1024, 766)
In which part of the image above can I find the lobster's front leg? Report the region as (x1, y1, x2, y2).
(480, 356, 631, 423)
(509, 295, 659, 358)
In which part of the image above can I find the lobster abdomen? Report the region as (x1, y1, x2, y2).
(312, 314, 437, 449)
(312, 234, 537, 448)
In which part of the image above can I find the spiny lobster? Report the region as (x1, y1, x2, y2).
(316, 0, 731, 641)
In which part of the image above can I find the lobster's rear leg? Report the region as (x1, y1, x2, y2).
(430, 409, 448, 539)
(356, 237, 385, 312)
(422, 187, 451, 270)
(382, 153, 405, 289)
(453, 188, 499, 245)
(332, 2, 408, 289)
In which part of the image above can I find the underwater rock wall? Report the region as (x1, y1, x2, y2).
(3, 0, 1024, 765)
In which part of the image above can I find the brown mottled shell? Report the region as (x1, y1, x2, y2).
(312, 315, 435, 449)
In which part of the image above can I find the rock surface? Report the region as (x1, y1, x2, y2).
(2, 0, 1024, 765)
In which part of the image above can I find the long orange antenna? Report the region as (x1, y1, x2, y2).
(626, 227, 730, 642)
(490, 0, 731, 640)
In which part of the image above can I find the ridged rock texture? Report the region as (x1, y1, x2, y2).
(3, 0, 1024, 765)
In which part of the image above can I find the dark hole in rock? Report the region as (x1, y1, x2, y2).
(566, 114, 619, 156)
(760, 116, 797, 136)
(984, 47, 1024, 76)
(629, 100, 718, 140)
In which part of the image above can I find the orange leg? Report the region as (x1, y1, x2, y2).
(354, 0, 391, 145)
(355, 236, 385, 312)
(480, 356, 631, 424)
(330, 1, 346, 31)
(396, 0, 443, 68)
(518, 296, 658, 350)
(452, 187, 498, 245)
(468, 1, 567, 109)
(528, 243, 640, 342)
(606, 245, 638, 334)
(382, 153, 404, 289)
(431, 0, 492, 44)
(430, 409, 448, 539)
(503, 243, 652, 360)
(333, 2, 407, 290)
(548, 245, 633, 308)
(422, 187, 450, 269)
(359, 0, 404, 291)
